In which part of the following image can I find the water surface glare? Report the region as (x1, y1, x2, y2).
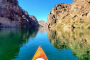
(0, 28, 90, 60)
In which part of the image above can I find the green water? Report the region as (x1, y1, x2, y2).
(0, 28, 90, 60)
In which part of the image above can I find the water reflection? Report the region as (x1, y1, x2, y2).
(47, 28, 90, 60)
(0, 28, 38, 60)
(38, 27, 47, 33)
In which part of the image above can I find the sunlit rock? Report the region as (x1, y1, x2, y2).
(47, 0, 90, 29)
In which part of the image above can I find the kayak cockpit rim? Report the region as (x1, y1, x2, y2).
(35, 58, 46, 60)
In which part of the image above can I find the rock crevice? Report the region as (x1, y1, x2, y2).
(47, 0, 90, 29)
(0, 0, 39, 28)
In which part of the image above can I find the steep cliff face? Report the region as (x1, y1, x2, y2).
(47, 0, 90, 29)
(0, 0, 39, 28)
(47, 3, 71, 28)
(21, 10, 39, 28)
(29, 15, 39, 28)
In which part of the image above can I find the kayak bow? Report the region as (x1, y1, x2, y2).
(32, 46, 48, 60)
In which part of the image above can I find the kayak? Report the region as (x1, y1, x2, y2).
(32, 46, 48, 60)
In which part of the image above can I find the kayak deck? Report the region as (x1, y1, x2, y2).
(32, 46, 48, 60)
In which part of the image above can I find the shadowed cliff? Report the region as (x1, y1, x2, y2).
(0, 0, 39, 28)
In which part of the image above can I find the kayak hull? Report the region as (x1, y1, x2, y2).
(32, 46, 48, 60)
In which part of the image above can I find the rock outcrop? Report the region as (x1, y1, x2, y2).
(29, 15, 39, 28)
(47, 0, 90, 29)
(21, 10, 39, 28)
(38, 20, 47, 27)
(0, 0, 39, 28)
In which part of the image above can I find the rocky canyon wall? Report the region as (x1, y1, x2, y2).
(47, 0, 90, 29)
(0, 0, 39, 28)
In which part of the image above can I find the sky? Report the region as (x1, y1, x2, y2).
(18, 0, 73, 22)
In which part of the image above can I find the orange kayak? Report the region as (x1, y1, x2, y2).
(32, 46, 48, 60)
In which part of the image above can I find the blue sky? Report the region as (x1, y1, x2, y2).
(18, 0, 73, 22)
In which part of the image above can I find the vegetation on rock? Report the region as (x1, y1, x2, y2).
(47, 0, 90, 29)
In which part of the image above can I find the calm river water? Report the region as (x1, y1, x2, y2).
(0, 28, 90, 60)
